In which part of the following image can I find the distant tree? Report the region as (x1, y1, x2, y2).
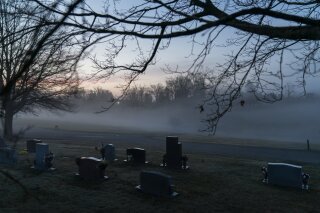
(122, 86, 152, 107)
(150, 84, 170, 104)
(166, 76, 193, 101)
(0, 0, 82, 139)
(164, 74, 207, 102)
(86, 87, 114, 102)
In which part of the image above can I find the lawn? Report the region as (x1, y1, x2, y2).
(0, 138, 319, 213)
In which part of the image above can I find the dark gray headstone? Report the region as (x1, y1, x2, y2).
(27, 139, 42, 153)
(268, 163, 303, 188)
(0, 137, 7, 148)
(126, 148, 147, 164)
(104, 144, 116, 161)
(76, 157, 108, 181)
(166, 136, 182, 169)
(136, 171, 178, 197)
(0, 147, 17, 164)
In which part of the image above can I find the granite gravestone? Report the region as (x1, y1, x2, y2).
(27, 139, 42, 153)
(0, 147, 17, 164)
(0, 137, 6, 148)
(136, 171, 178, 197)
(165, 136, 182, 169)
(103, 144, 116, 161)
(34, 143, 54, 170)
(126, 148, 148, 164)
(267, 163, 307, 189)
(76, 157, 108, 181)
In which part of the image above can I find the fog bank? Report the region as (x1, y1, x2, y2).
(13, 96, 320, 144)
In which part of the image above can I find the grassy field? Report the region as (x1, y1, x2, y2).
(0, 138, 319, 213)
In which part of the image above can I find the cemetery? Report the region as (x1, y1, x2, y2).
(0, 135, 319, 212)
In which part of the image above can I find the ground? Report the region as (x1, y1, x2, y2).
(0, 137, 320, 213)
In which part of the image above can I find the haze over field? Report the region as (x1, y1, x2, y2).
(11, 94, 320, 145)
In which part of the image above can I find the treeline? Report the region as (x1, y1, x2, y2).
(73, 74, 320, 110)
(74, 74, 206, 109)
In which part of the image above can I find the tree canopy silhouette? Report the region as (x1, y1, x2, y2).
(0, 0, 83, 139)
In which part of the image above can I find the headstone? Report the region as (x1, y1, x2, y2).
(34, 143, 54, 170)
(166, 136, 182, 169)
(75, 157, 108, 181)
(267, 163, 304, 189)
(0, 137, 7, 148)
(0, 147, 17, 164)
(27, 139, 42, 153)
(126, 148, 147, 164)
(103, 144, 116, 161)
(136, 171, 178, 197)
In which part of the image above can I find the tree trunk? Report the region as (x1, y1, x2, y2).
(3, 109, 13, 140)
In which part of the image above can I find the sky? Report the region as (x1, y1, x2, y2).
(78, 0, 320, 96)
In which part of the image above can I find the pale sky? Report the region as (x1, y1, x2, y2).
(78, 1, 320, 96)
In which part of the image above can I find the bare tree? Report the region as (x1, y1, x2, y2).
(150, 84, 170, 104)
(0, 0, 84, 140)
(29, 0, 320, 132)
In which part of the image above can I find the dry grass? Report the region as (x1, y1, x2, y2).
(0, 139, 319, 213)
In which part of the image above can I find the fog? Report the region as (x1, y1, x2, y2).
(13, 95, 320, 144)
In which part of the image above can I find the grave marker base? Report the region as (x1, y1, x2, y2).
(123, 159, 149, 164)
(136, 185, 179, 197)
(75, 173, 109, 180)
(160, 164, 189, 170)
(31, 166, 56, 171)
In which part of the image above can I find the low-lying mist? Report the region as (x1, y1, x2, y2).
(14, 95, 320, 144)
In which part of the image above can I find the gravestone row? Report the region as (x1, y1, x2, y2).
(1, 135, 310, 199)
